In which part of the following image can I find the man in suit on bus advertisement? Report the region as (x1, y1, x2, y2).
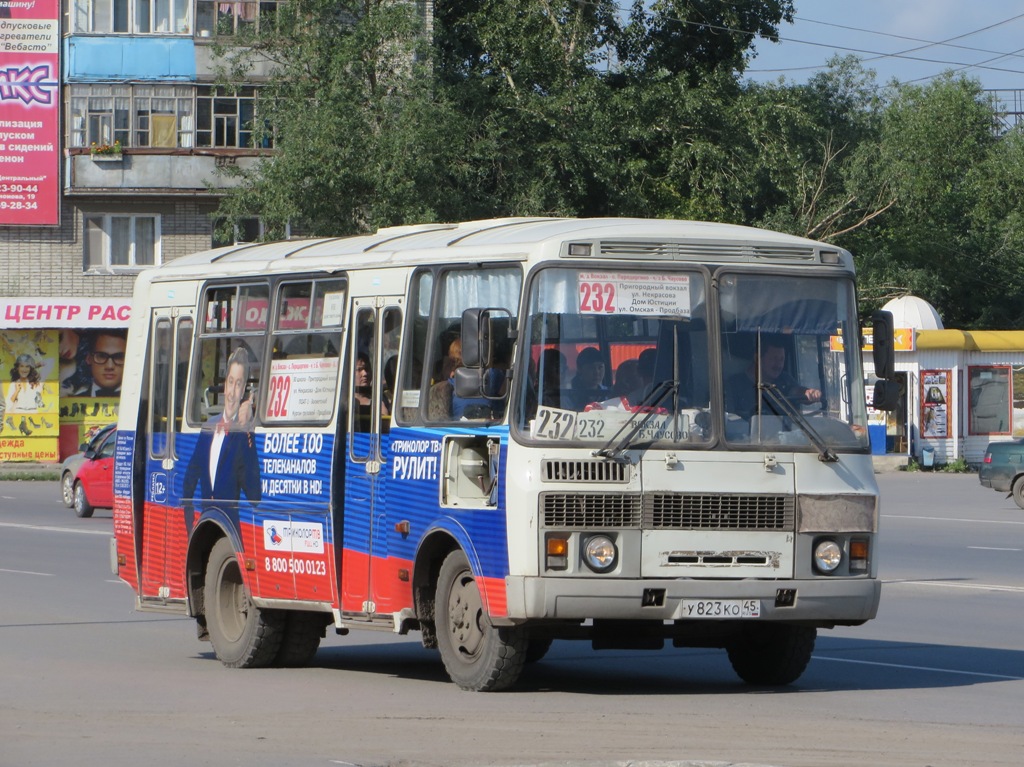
(182, 346, 261, 535)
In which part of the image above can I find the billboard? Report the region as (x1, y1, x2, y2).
(0, 0, 60, 226)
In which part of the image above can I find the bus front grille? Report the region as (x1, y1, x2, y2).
(541, 493, 642, 528)
(541, 459, 629, 483)
(645, 493, 795, 531)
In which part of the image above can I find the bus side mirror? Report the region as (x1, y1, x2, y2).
(461, 307, 512, 367)
(870, 310, 899, 411)
(871, 310, 895, 380)
(460, 308, 489, 368)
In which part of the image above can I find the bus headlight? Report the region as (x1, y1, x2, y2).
(813, 539, 843, 573)
(583, 534, 617, 573)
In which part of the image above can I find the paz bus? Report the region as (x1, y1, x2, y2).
(111, 217, 897, 691)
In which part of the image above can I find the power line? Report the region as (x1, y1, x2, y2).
(746, 10, 1024, 81)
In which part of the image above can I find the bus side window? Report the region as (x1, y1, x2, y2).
(397, 271, 433, 423)
(351, 308, 375, 442)
(381, 306, 401, 434)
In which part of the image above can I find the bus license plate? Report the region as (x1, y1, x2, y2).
(681, 599, 761, 619)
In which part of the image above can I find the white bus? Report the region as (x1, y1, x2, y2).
(111, 217, 897, 691)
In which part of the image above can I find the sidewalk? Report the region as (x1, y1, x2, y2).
(0, 461, 61, 479)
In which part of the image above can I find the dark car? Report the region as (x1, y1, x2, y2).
(60, 424, 116, 517)
(979, 438, 1024, 508)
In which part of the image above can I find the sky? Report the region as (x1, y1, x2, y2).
(742, 1, 1024, 94)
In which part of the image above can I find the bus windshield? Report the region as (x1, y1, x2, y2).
(516, 266, 713, 448)
(516, 265, 869, 452)
(719, 270, 869, 451)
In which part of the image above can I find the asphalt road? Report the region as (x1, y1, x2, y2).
(0, 472, 1022, 767)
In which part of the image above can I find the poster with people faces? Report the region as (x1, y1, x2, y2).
(921, 370, 950, 439)
(0, 328, 126, 461)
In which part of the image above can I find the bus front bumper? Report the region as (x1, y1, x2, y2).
(502, 575, 881, 626)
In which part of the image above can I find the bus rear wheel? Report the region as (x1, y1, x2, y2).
(205, 537, 283, 668)
(274, 611, 327, 667)
(726, 624, 816, 686)
(435, 550, 526, 691)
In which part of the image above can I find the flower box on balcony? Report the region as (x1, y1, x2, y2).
(90, 142, 123, 162)
(90, 151, 123, 162)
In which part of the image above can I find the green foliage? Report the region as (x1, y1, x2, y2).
(938, 457, 972, 473)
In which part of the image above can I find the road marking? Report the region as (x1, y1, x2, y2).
(0, 567, 55, 577)
(815, 655, 1023, 681)
(0, 521, 110, 536)
(885, 514, 1024, 525)
(968, 546, 1022, 551)
(885, 579, 1024, 593)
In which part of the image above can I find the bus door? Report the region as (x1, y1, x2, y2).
(340, 298, 403, 617)
(138, 308, 194, 602)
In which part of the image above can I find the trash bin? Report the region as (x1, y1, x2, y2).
(868, 425, 886, 455)
(921, 446, 935, 468)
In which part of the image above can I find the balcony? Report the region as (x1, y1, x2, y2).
(66, 149, 268, 195)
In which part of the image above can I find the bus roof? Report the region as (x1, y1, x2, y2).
(149, 217, 852, 281)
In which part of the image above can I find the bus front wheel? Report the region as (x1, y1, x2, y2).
(435, 550, 526, 691)
(205, 537, 283, 668)
(726, 624, 816, 686)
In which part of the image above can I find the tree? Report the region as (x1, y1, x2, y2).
(617, 0, 794, 83)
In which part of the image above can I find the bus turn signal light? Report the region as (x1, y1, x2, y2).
(546, 536, 568, 570)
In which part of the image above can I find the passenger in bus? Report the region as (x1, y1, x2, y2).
(353, 353, 373, 406)
(353, 353, 373, 431)
(612, 359, 641, 399)
(381, 355, 398, 417)
(571, 347, 610, 409)
(182, 346, 261, 535)
(725, 337, 821, 421)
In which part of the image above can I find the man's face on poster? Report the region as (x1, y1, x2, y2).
(223, 361, 246, 422)
(88, 333, 127, 392)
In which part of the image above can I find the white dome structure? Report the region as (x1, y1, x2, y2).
(882, 295, 944, 330)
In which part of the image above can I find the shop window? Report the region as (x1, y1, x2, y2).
(84, 214, 161, 273)
(969, 366, 1010, 435)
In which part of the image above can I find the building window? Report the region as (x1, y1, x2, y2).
(69, 84, 264, 150)
(69, 85, 131, 149)
(195, 0, 281, 37)
(196, 86, 272, 148)
(132, 85, 195, 148)
(71, 0, 190, 33)
(84, 214, 161, 272)
(968, 365, 1011, 435)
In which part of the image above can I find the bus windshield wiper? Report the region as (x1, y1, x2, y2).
(759, 384, 838, 463)
(593, 380, 676, 464)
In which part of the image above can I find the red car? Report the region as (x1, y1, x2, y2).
(60, 424, 116, 518)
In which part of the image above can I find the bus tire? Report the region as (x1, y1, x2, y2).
(726, 625, 816, 686)
(205, 537, 283, 668)
(273, 611, 326, 667)
(435, 550, 526, 691)
(1012, 477, 1024, 509)
(73, 481, 94, 518)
